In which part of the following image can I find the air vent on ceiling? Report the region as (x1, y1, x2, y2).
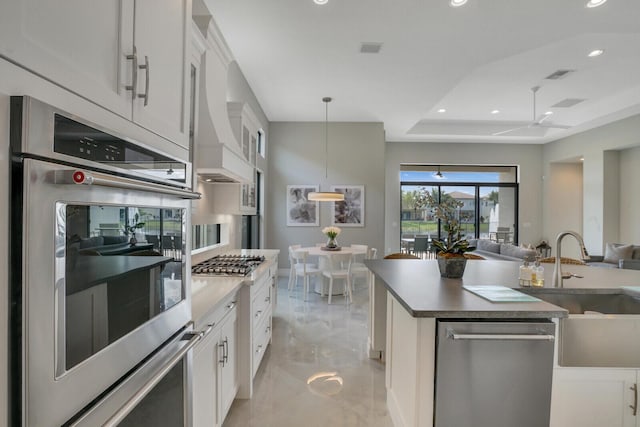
(360, 42, 383, 54)
(551, 98, 586, 108)
(544, 69, 575, 80)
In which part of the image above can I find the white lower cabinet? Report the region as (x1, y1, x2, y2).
(551, 368, 639, 427)
(193, 297, 238, 427)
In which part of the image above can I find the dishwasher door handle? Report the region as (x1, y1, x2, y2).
(449, 332, 555, 341)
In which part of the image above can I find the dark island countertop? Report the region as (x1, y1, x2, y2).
(66, 255, 173, 295)
(365, 259, 568, 319)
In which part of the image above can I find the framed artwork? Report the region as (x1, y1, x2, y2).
(286, 185, 319, 226)
(331, 185, 364, 227)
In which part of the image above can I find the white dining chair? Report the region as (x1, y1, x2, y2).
(322, 252, 353, 304)
(290, 250, 322, 300)
(349, 244, 369, 288)
(288, 245, 316, 291)
(351, 247, 377, 288)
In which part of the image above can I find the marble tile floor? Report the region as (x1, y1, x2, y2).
(223, 276, 392, 427)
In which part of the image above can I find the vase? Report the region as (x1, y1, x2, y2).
(326, 236, 338, 249)
(129, 234, 138, 246)
(437, 254, 467, 278)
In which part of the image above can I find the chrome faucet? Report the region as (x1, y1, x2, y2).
(553, 231, 591, 288)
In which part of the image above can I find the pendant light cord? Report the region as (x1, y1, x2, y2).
(323, 97, 331, 179)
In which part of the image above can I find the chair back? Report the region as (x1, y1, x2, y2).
(350, 244, 368, 263)
(369, 248, 378, 260)
(327, 252, 352, 273)
(413, 236, 430, 252)
(291, 250, 311, 272)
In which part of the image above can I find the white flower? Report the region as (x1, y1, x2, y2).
(322, 226, 341, 238)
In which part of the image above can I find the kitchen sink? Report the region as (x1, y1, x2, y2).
(519, 289, 640, 315)
(520, 289, 640, 368)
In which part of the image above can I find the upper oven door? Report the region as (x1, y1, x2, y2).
(17, 157, 193, 427)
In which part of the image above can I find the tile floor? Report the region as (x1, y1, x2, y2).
(223, 276, 392, 426)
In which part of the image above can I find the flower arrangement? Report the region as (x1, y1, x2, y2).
(322, 226, 341, 249)
(415, 188, 474, 257)
(322, 226, 341, 240)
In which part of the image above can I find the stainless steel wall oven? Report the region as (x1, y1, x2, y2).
(9, 97, 202, 426)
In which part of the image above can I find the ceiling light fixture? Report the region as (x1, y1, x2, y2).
(437, 108, 447, 113)
(308, 97, 345, 202)
(586, 0, 607, 8)
(433, 165, 446, 180)
(491, 109, 500, 114)
(588, 49, 604, 57)
(450, 0, 468, 7)
(314, 0, 328, 4)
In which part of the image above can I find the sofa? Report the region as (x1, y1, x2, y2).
(467, 239, 538, 262)
(587, 243, 640, 270)
(70, 235, 151, 256)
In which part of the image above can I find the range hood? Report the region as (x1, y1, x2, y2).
(195, 34, 253, 184)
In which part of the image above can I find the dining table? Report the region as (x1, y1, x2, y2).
(299, 245, 368, 295)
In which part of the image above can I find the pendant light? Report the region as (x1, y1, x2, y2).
(433, 165, 446, 180)
(308, 97, 345, 202)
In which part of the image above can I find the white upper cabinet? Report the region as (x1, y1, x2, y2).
(0, 0, 132, 117)
(132, 0, 190, 147)
(0, 0, 190, 148)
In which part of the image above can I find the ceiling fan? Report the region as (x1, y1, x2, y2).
(493, 86, 571, 136)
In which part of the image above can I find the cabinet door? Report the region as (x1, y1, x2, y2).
(133, 0, 189, 147)
(192, 328, 220, 427)
(218, 308, 238, 424)
(551, 368, 636, 427)
(0, 0, 132, 116)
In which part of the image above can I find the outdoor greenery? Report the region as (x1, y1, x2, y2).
(414, 187, 474, 255)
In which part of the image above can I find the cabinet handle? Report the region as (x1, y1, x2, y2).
(218, 342, 225, 366)
(631, 383, 638, 416)
(255, 310, 262, 318)
(223, 338, 229, 364)
(137, 55, 150, 106)
(226, 301, 236, 310)
(265, 325, 271, 334)
(255, 345, 263, 354)
(125, 47, 138, 99)
(264, 296, 270, 303)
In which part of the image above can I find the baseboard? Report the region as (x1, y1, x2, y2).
(387, 388, 407, 427)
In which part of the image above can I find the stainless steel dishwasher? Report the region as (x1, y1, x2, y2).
(435, 320, 556, 427)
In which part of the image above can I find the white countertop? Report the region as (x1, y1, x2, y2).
(190, 249, 280, 324)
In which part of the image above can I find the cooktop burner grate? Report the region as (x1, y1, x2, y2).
(192, 254, 266, 276)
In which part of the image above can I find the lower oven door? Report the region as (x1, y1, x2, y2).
(68, 324, 204, 426)
(12, 158, 195, 426)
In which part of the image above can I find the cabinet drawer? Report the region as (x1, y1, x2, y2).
(252, 308, 272, 376)
(197, 294, 238, 332)
(252, 281, 271, 328)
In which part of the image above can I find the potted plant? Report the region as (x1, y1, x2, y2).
(416, 188, 475, 278)
(123, 213, 145, 245)
(322, 226, 341, 250)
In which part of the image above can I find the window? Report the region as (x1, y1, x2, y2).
(257, 129, 266, 157)
(400, 165, 519, 246)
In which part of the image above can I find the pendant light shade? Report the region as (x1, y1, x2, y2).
(308, 191, 344, 201)
(311, 97, 344, 202)
(433, 165, 446, 180)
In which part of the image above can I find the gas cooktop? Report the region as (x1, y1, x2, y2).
(191, 254, 266, 276)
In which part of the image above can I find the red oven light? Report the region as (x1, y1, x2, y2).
(72, 171, 85, 184)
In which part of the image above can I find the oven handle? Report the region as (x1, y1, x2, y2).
(102, 328, 204, 427)
(55, 169, 200, 200)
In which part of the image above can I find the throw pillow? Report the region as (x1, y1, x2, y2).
(477, 239, 501, 253)
(603, 243, 634, 264)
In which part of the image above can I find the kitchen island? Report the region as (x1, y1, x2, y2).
(365, 259, 567, 427)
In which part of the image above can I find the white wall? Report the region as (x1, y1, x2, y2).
(620, 146, 640, 243)
(267, 122, 385, 269)
(546, 162, 583, 259)
(543, 114, 640, 254)
(384, 142, 544, 255)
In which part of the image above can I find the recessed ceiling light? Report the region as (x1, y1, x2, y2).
(588, 49, 604, 57)
(586, 0, 607, 8)
(437, 108, 447, 113)
(450, 0, 468, 7)
(544, 111, 554, 115)
(314, 0, 328, 4)
(491, 110, 500, 114)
